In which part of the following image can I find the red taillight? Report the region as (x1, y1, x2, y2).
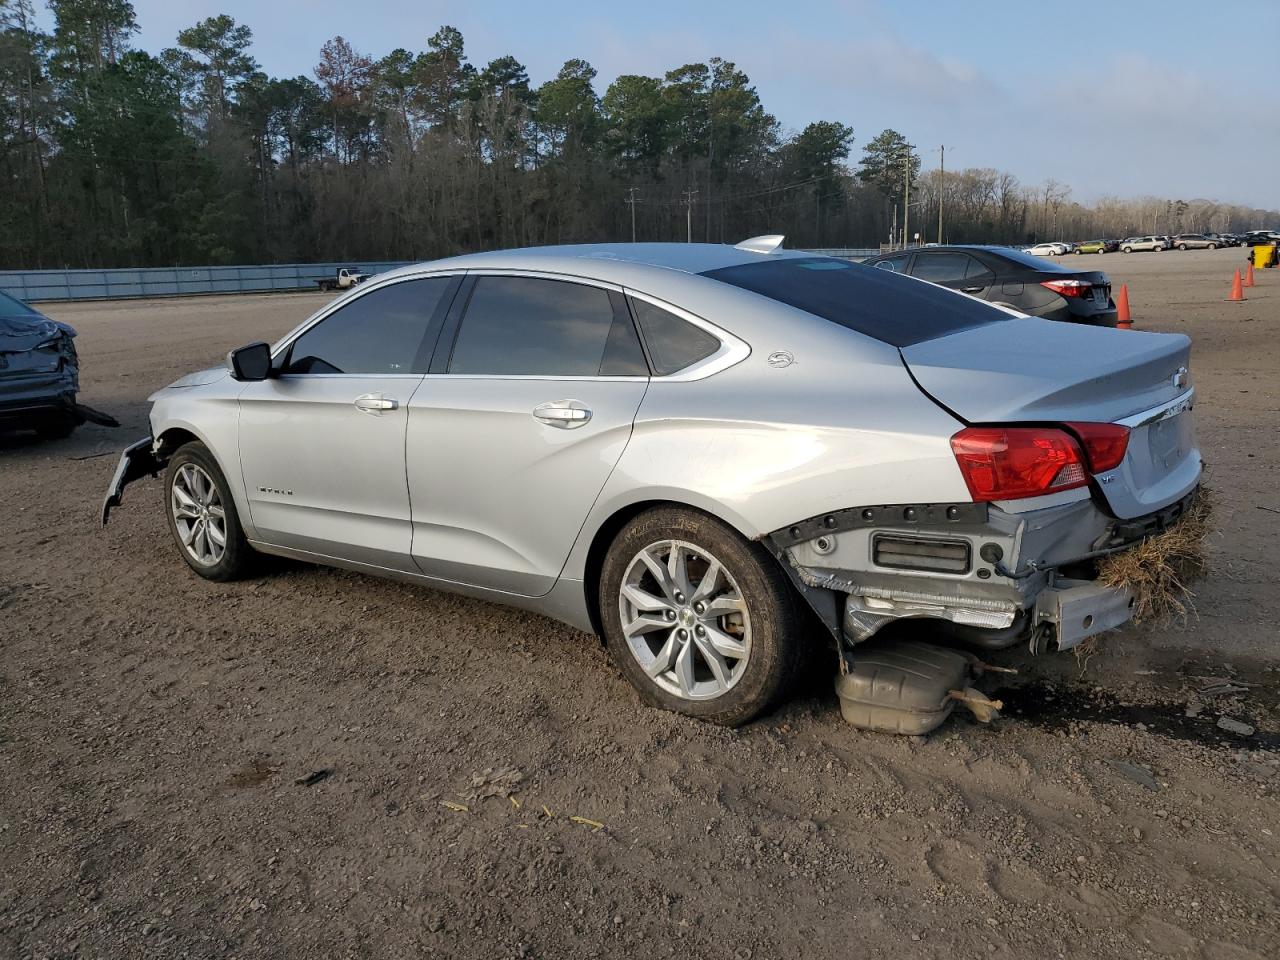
(1064, 421, 1130, 472)
(1040, 278, 1092, 298)
(950, 427, 1089, 502)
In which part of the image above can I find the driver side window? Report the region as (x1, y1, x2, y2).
(284, 277, 453, 375)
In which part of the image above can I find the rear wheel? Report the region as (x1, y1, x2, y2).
(164, 441, 255, 581)
(599, 506, 804, 727)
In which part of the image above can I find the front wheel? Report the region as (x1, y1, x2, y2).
(164, 441, 255, 581)
(1122, 247, 1132, 253)
(599, 507, 804, 727)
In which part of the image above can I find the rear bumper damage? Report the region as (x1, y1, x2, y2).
(770, 487, 1198, 655)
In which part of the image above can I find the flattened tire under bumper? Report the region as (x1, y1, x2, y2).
(101, 437, 164, 525)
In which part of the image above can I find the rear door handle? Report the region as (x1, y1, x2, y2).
(533, 400, 592, 429)
(354, 393, 399, 415)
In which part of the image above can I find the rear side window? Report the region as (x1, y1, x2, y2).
(965, 256, 994, 280)
(630, 298, 720, 375)
(911, 252, 970, 283)
(284, 277, 452, 375)
(702, 257, 1007, 348)
(449, 276, 644, 377)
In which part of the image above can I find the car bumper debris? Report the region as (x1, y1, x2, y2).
(101, 437, 165, 526)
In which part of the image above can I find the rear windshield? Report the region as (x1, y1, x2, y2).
(0, 290, 37, 315)
(701, 257, 1007, 348)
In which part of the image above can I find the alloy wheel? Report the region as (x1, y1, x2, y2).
(171, 463, 227, 566)
(618, 540, 751, 701)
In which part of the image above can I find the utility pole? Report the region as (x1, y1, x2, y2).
(682, 188, 698, 243)
(902, 143, 916, 249)
(937, 144, 945, 244)
(625, 187, 640, 243)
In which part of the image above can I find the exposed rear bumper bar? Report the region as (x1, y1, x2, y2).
(101, 437, 163, 526)
(771, 488, 1195, 652)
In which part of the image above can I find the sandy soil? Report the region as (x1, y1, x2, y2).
(1, 247, 1277, 959)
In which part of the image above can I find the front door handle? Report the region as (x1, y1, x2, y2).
(533, 400, 592, 429)
(354, 393, 399, 415)
(960, 285, 985, 294)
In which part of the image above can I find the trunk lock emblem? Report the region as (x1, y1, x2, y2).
(767, 351, 795, 368)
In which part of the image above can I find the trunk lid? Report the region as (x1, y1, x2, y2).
(902, 319, 1200, 519)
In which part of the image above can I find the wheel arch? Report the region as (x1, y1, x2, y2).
(577, 496, 765, 641)
(152, 419, 254, 537)
(155, 425, 202, 457)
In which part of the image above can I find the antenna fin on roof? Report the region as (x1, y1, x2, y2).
(734, 235, 785, 254)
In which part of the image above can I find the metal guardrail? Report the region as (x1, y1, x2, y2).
(1, 248, 886, 304)
(0, 261, 413, 303)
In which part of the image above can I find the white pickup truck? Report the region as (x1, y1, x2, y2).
(316, 268, 367, 292)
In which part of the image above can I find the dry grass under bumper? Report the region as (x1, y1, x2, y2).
(1097, 485, 1214, 623)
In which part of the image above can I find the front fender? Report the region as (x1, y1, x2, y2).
(144, 384, 251, 535)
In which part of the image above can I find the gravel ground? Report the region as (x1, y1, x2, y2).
(2, 247, 1277, 959)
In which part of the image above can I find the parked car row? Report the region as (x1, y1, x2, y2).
(1242, 230, 1280, 247)
(1022, 231, 1273, 257)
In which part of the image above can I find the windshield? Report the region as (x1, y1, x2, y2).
(0, 289, 37, 315)
(702, 257, 1007, 348)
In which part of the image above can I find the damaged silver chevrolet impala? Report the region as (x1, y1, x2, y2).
(102, 239, 1201, 728)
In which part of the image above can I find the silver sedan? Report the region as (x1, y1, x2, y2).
(103, 239, 1201, 726)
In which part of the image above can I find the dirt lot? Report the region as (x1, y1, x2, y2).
(2, 247, 1278, 959)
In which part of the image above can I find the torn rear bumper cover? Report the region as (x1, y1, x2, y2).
(769, 493, 1176, 652)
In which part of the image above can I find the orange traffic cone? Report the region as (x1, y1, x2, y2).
(1244, 262, 1256, 287)
(1115, 284, 1132, 328)
(1225, 269, 1246, 302)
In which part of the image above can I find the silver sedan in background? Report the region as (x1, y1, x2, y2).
(103, 240, 1201, 726)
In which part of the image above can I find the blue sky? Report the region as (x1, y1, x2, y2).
(110, 0, 1280, 208)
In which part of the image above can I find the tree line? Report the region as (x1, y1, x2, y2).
(1, 0, 1275, 270)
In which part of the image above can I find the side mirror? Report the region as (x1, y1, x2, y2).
(226, 341, 273, 381)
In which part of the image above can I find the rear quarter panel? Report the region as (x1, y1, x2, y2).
(561, 301, 970, 579)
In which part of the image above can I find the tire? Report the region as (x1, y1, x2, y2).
(599, 506, 804, 727)
(164, 441, 255, 581)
